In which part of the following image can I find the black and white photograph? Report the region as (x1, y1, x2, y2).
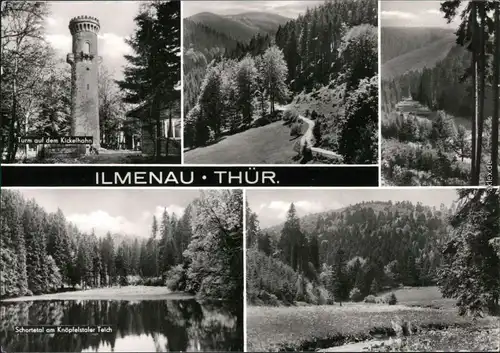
(183, 0, 378, 165)
(0, 188, 243, 352)
(246, 187, 500, 351)
(381, 0, 500, 186)
(1, 1, 181, 164)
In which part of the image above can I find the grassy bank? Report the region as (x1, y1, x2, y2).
(246, 304, 472, 351)
(184, 121, 303, 164)
(0, 286, 194, 302)
(365, 324, 499, 352)
(246, 286, 499, 352)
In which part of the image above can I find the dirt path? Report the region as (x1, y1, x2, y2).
(297, 114, 343, 159)
(1, 286, 195, 302)
(319, 339, 392, 352)
(79, 150, 142, 164)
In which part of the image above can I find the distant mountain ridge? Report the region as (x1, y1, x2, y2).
(381, 27, 457, 79)
(187, 11, 290, 42)
(262, 200, 419, 239)
(382, 34, 457, 80)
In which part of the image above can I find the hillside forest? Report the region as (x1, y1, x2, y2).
(183, 0, 378, 164)
(381, 1, 500, 186)
(0, 189, 243, 302)
(246, 188, 500, 317)
(1, 1, 180, 163)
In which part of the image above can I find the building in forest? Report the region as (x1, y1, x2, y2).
(128, 100, 181, 157)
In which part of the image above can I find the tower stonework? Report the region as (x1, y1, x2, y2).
(67, 16, 100, 151)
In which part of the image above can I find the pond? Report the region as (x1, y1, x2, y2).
(0, 299, 243, 352)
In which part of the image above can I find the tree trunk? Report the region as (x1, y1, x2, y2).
(475, 2, 486, 185)
(492, 2, 499, 185)
(166, 103, 172, 157)
(155, 100, 162, 162)
(7, 54, 20, 163)
(471, 3, 478, 185)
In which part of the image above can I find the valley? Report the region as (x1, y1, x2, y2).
(381, 22, 500, 186)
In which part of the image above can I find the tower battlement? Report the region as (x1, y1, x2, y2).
(69, 15, 100, 35)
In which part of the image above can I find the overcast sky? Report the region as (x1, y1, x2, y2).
(183, 0, 324, 19)
(44, 1, 141, 80)
(381, 1, 461, 28)
(13, 188, 200, 238)
(247, 188, 461, 228)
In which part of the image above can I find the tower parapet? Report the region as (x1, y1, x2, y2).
(69, 15, 100, 35)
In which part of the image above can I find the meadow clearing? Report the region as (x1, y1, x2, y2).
(246, 287, 500, 352)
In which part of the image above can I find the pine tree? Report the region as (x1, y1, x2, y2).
(257, 232, 272, 256)
(246, 203, 260, 248)
(279, 203, 302, 271)
(333, 247, 348, 305)
(0, 190, 28, 297)
(439, 188, 500, 316)
(309, 234, 320, 272)
(47, 209, 70, 285)
(370, 278, 381, 294)
(22, 200, 48, 294)
(116, 1, 180, 161)
(492, 1, 499, 184)
(285, 27, 300, 91)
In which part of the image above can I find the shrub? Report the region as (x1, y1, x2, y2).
(141, 277, 164, 287)
(349, 287, 363, 302)
(317, 286, 331, 305)
(386, 292, 398, 305)
(301, 141, 313, 161)
(311, 110, 318, 120)
(165, 264, 187, 291)
(208, 129, 216, 143)
(339, 76, 378, 164)
(305, 109, 310, 117)
(313, 121, 321, 145)
(305, 282, 318, 305)
(259, 291, 280, 306)
(247, 248, 329, 306)
(364, 295, 377, 303)
(254, 117, 271, 127)
(270, 110, 283, 121)
(291, 123, 303, 137)
(283, 109, 299, 123)
(281, 281, 295, 305)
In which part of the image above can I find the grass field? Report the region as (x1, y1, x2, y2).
(1, 286, 194, 302)
(184, 121, 304, 164)
(375, 287, 457, 310)
(246, 287, 498, 352)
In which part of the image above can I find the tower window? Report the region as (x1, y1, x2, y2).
(83, 42, 90, 54)
(87, 84, 89, 90)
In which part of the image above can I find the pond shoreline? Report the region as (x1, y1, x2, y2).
(1, 285, 195, 302)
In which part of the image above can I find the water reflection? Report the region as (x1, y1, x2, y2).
(0, 299, 243, 352)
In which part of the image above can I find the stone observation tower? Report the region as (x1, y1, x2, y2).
(67, 15, 100, 151)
